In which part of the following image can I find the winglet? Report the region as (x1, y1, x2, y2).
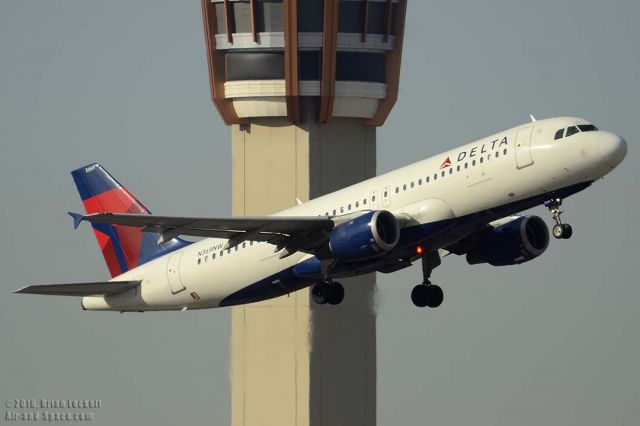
(67, 212, 85, 230)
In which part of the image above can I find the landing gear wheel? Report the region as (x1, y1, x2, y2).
(411, 285, 429, 307)
(425, 285, 444, 308)
(327, 282, 344, 305)
(552, 223, 564, 239)
(311, 283, 329, 305)
(553, 223, 573, 239)
(312, 281, 344, 305)
(411, 284, 444, 308)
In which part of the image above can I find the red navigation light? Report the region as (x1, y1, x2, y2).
(416, 245, 423, 255)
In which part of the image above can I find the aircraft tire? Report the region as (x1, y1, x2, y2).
(411, 285, 429, 307)
(327, 282, 344, 305)
(425, 284, 444, 308)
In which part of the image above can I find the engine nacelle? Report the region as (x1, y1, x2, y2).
(329, 210, 400, 261)
(466, 215, 549, 266)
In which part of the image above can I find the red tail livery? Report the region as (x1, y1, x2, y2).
(70, 164, 189, 277)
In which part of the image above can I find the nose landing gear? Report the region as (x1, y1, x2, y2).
(411, 251, 444, 308)
(545, 198, 573, 239)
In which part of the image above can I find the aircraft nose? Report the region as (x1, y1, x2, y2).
(598, 131, 627, 168)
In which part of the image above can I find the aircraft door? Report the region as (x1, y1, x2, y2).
(167, 252, 186, 294)
(515, 126, 534, 169)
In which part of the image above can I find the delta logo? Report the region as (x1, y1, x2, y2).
(455, 136, 508, 162)
(440, 157, 452, 169)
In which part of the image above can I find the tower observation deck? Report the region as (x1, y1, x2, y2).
(200, 1, 407, 425)
(202, 0, 406, 125)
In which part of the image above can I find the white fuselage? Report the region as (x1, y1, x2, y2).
(82, 117, 627, 311)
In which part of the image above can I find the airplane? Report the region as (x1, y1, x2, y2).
(15, 116, 627, 311)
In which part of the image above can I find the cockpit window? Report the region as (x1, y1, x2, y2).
(554, 129, 564, 140)
(566, 126, 580, 137)
(578, 124, 598, 132)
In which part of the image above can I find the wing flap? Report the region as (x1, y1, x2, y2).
(14, 281, 140, 297)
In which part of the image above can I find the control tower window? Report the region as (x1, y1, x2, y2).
(554, 129, 564, 140)
(339, 1, 365, 33)
(336, 52, 385, 82)
(298, 0, 323, 32)
(367, 2, 398, 35)
(566, 126, 580, 137)
(215, 4, 227, 34)
(255, 0, 284, 32)
(226, 53, 285, 80)
(578, 124, 598, 132)
(231, 2, 251, 33)
(299, 51, 321, 80)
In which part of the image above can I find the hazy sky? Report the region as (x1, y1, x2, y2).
(1, 1, 639, 425)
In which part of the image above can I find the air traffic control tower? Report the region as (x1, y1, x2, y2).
(200, 1, 407, 425)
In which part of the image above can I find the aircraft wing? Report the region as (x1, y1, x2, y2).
(76, 212, 336, 255)
(14, 281, 140, 296)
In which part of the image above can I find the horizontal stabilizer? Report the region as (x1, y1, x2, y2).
(14, 281, 140, 297)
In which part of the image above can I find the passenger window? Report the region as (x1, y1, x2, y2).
(384, 190, 388, 197)
(441, 171, 445, 177)
(372, 195, 376, 202)
(198, 258, 201, 265)
(465, 162, 468, 169)
(332, 209, 336, 215)
(449, 168, 453, 174)
(472, 160, 476, 166)
(348, 204, 352, 210)
(578, 124, 598, 132)
(355, 201, 359, 208)
(426, 176, 430, 183)
(566, 126, 579, 137)
(363, 198, 367, 205)
(212, 253, 216, 259)
(242, 242, 246, 249)
(395, 187, 399, 193)
(410, 182, 414, 188)
(502, 148, 507, 155)
(220, 251, 223, 257)
(554, 128, 564, 140)
(456, 165, 461, 171)
(205, 255, 208, 262)
(235, 246, 238, 252)
(403, 184, 407, 191)
(433, 174, 438, 180)
(480, 157, 484, 164)
(418, 179, 422, 185)
(340, 206, 344, 213)
(495, 152, 499, 158)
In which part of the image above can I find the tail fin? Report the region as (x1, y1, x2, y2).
(71, 163, 190, 277)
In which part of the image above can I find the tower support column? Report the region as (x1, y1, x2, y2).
(231, 111, 376, 426)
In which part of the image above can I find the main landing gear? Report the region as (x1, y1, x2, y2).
(312, 280, 345, 305)
(545, 197, 573, 240)
(411, 251, 444, 308)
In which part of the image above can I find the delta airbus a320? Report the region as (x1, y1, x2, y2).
(16, 116, 627, 311)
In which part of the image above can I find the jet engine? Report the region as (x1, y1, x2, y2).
(328, 210, 400, 261)
(466, 215, 549, 266)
